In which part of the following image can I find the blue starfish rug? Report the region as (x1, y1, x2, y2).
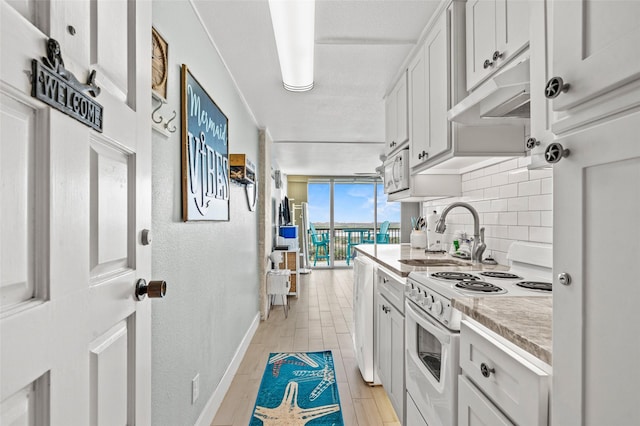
(250, 350, 344, 425)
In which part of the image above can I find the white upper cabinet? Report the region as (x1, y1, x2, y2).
(409, 12, 450, 168)
(385, 72, 409, 156)
(408, 0, 525, 174)
(548, 0, 640, 133)
(466, 0, 529, 91)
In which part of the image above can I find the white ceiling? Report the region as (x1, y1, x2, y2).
(192, 0, 441, 176)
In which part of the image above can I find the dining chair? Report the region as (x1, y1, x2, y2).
(309, 223, 330, 266)
(364, 221, 390, 244)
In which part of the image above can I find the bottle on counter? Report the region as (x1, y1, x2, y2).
(426, 210, 440, 250)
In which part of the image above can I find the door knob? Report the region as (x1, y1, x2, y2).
(135, 279, 167, 301)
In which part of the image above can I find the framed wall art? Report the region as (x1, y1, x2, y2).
(181, 64, 230, 221)
(151, 27, 168, 99)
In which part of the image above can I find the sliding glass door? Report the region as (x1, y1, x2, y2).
(307, 179, 399, 268)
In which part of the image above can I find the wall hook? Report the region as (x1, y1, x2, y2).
(165, 110, 177, 133)
(152, 96, 166, 124)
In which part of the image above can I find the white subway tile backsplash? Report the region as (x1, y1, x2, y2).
(484, 186, 500, 200)
(483, 212, 499, 224)
(530, 169, 552, 180)
(499, 158, 520, 172)
(474, 200, 493, 213)
(484, 163, 503, 176)
(518, 180, 541, 196)
(476, 175, 493, 189)
(469, 169, 485, 180)
(508, 197, 529, 211)
(499, 183, 518, 198)
(508, 168, 529, 183)
(530, 226, 553, 243)
(491, 172, 509, 187)
(498, 212, 518, 225)
(423, 158, 553, 265)
(508, 225, 529, 240)
(464, 189, 485, 201)
(462, 179, 477, 192)
(529, 194, 553, 211)
(491, 199, 509, 212)
(518, 211, 541, 226)
(518, 156, 532, 168)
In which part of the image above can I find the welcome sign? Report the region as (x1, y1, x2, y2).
(181, 65, 230, 221)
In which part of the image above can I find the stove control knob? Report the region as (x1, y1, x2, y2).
(424, 294, 434, 308)
(416, 293, 425, 303)
(410, 288, 418, 297)
(432, 301, 443, 315)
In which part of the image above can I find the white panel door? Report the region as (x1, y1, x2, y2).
(0, 1, 152, 424)
(552, 111, 640, 426)
(551, 0, 640, 111)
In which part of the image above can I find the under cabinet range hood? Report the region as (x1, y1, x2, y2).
(449, 58, 531, 125)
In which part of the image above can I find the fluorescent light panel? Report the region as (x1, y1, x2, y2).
(268, 0, 315, 92)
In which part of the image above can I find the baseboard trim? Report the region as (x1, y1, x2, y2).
(194, 312, 260, 426)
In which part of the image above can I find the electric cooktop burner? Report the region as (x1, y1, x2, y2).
(455, 280, 505, 293)
(479, 271, 522, 279)
(431, 272, 479, 281)
(516, 281, 552, 291)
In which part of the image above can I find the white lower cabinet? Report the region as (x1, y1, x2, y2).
(458, 375, 514, 426)
(459, 320, 550, 426)
(375, 268, 405, 424)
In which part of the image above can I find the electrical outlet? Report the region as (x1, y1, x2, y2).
(192, 373, 200, 404)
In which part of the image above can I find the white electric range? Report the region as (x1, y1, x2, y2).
(404, 241, 552, 426)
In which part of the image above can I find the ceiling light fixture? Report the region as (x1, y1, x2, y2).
(268, 0, 315, 92)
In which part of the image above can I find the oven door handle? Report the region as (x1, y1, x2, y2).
(406, 300, 451, 344)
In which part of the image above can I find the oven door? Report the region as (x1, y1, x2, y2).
(405, 299, 459, 426)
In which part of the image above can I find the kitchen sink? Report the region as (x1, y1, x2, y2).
(398, 258, 470, 267)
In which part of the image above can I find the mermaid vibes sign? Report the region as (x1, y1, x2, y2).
(181, 65, 229, 221)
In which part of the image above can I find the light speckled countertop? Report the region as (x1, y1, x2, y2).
(354, 243, 509, 277)
(451, 296, 553, 365)
(356, 244, 552, 365)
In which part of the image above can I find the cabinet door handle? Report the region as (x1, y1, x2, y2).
(526, 137, 540, 150)
(492, 50, 503, 61)
(417, 150, 428, 160)
(483, 59, 493, 69)
(544, 142, 570, 164)
(545, 76, 570, 99)
(480, 362, 495, 378)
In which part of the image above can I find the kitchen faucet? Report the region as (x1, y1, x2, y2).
(435, 202, 486, 264)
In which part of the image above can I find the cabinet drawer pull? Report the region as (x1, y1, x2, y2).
(480, 362, 495, 378)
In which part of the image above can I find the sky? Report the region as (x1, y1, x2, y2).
(307, 182, 401, 224)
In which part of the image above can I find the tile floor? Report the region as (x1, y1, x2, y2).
(211, 268, 401, 426)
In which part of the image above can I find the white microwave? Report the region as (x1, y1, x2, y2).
(384, 148, 410, 194)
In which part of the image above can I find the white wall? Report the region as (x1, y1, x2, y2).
(151, 2, 260, 425)
(423, 157, 552, 265)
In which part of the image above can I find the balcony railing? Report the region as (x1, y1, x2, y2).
(308, 226, 401, 264)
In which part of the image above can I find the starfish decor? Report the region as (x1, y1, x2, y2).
(253, 381, 340, 425)
(292, 351, 337, 401)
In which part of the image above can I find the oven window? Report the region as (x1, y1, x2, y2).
(417, 324, 443, 382)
